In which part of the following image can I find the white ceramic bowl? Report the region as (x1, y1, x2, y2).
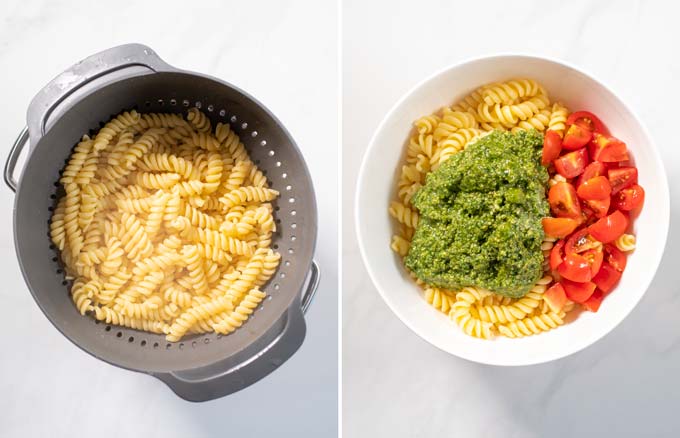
(355, 55, 670, 366)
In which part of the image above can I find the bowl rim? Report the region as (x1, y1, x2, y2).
(354, 53, 670, 366)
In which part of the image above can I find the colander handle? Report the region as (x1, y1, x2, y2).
(26, 43, 173, 143)
(3, 126, 29, 192)
(301, 260, 320, 314)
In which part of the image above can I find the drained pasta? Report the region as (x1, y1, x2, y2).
(49, 109, 280, 341)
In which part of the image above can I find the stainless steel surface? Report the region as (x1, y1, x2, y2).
(302, 261, 320, 314)
(4, 126, 29, 193)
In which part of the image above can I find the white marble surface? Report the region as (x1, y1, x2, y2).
(0, 1, 337, 437)
(343, 0, 680, 436)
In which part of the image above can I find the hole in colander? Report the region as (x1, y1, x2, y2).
(48, 206, 54, 212)
(291, 236, 297, 242)
(286, 185, 292, 191)
(282, 173, 288, 179)
(179, 343, 184, 350)
(116, 332, 122, 338)
(166, 343, 172, 349)
(288, 248, 294, 254)
(204, 338, 210, 344)
(182, 99, 190, 107)
(53, 182, 59, 187)
(153, 342, 159, 349)
(219, 109, 226, 117)
(275, 219, 281, 225)
(157, 99, 164, 106)
(267, 295, 273, 301)
(288, 197, 295, 203)
(207, 105, 214, 112)
(273, 244, 279, 249)
(275, 206, 280, 211)
(170, 99, 177, 106)
(241, 122, 248, 129)
(50, 244, 55, 250)
(52, 256, 58, 262)
(230, 116, 237, 123)
(145, 101, 151, 107)
(274, 284, 280, 290)
(255, 159, 261, 165)
(268, 150, 275, 157)
(252, 131, 258, 137)
(141, 340, 147, 346)
(291, 210, 297, 216)
(280, 272, 286, 279)
(94, 320, 100, 325)
(291, 223, 297, 229)
(62, 280, 68, 286)
(191, 341, 197, 348)
(217, 334, 223, 339)
(195, 101, 202, 109)
(128, 336, 134, 343)
(56, 269, 63, 274)
(50, 194, 56, 199)
(105, 325, 111, 331)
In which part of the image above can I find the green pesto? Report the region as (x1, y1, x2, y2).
(405, 130, 549, 298)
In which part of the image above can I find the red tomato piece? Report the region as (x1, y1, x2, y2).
(562, 124, 593, 151)
(613, 184, 645, 211)
(561, 279, 597, 303)
(554, 149, 588, 178)
(588, 211, 629, 243)
(592, 263, 622, 293)
(548, 182, 582, 219)
(582, 289, 604, 312)
(542, 130, 563, 166)
(550, 240, 565, 271)
(576, 176, 611, 200)
(583, 248, 603, 276)
(544, 283, 567, 313)
(608, 167, 638, 194)
(584, 197, 610, 219)
(567, 111, 609, 134)
(589, 133, 630, 163)
(577, 161, 606, 188)
(558, 253, 593, 282)
(565, 228, 601, 255)
(542, 217, 579, 239)
(603, 244, 627, 272)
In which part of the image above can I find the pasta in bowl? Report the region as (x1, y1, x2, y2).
(356, 55, 669, 365)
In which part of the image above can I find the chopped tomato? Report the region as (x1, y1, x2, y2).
(608, 167, 638, 194)
(603, 244, 627, 272)
(589, 133, 630, 162)
(583, 248, 603, 276)
(565, 228, 601, 255)
(576, 176, 611, 200)
(582, 289, 604, 312)
(550, 240, 565, 271)
(584, 197, 610, 219)
(542, 217, 579, 239)
(589, 210, 628, 243)
(554, 149, 588, 178)
(548, 182, 582, 219)
(544, 283, 567, 313)
(561, 279, 597, 303)
(542, 130, 563, 166)
(567, 111, 608, 135)
(558, 253, 593, 282)
(562, 124, 593, 151)
(592, 263, 622, 293)
(613, 184, 645, 211)
(577, 161, 606, 188)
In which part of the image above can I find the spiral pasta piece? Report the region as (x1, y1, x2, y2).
(481, 79, 544, 106)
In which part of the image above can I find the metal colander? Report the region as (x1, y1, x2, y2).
(4, 44, 319, 402)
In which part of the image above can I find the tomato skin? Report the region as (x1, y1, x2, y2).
(577, 176, 611, 200)
(589, 133, 630, 162)
(558, 253, 593, 282)
(582, 289, 604, 312)
(548, 182, 582, 219)
(542, 130, 563, 166)
(589, 211, 629, 243)
(577, 161, 606, 188)
(608, 167, 638, 194)
(613, 184, 645, 211)
(584, 197, 610, 218)
(544, 283, 567, 313)
(592, 263, 622, 293)
(554, 149, 588, 178)
(603, 244, 627, 272)
(542, 217, 579, 239)
(550, 240, 565, 271)
(561, 279, 597, 303)
(562, 124, 593, 151)
(565, 228, 601, 255)
(567, 111, 609, 135)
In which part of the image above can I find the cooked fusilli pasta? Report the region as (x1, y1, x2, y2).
(50, 109, 280, 341)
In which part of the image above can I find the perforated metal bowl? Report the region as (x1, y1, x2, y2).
(4, 44, 319, 401)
